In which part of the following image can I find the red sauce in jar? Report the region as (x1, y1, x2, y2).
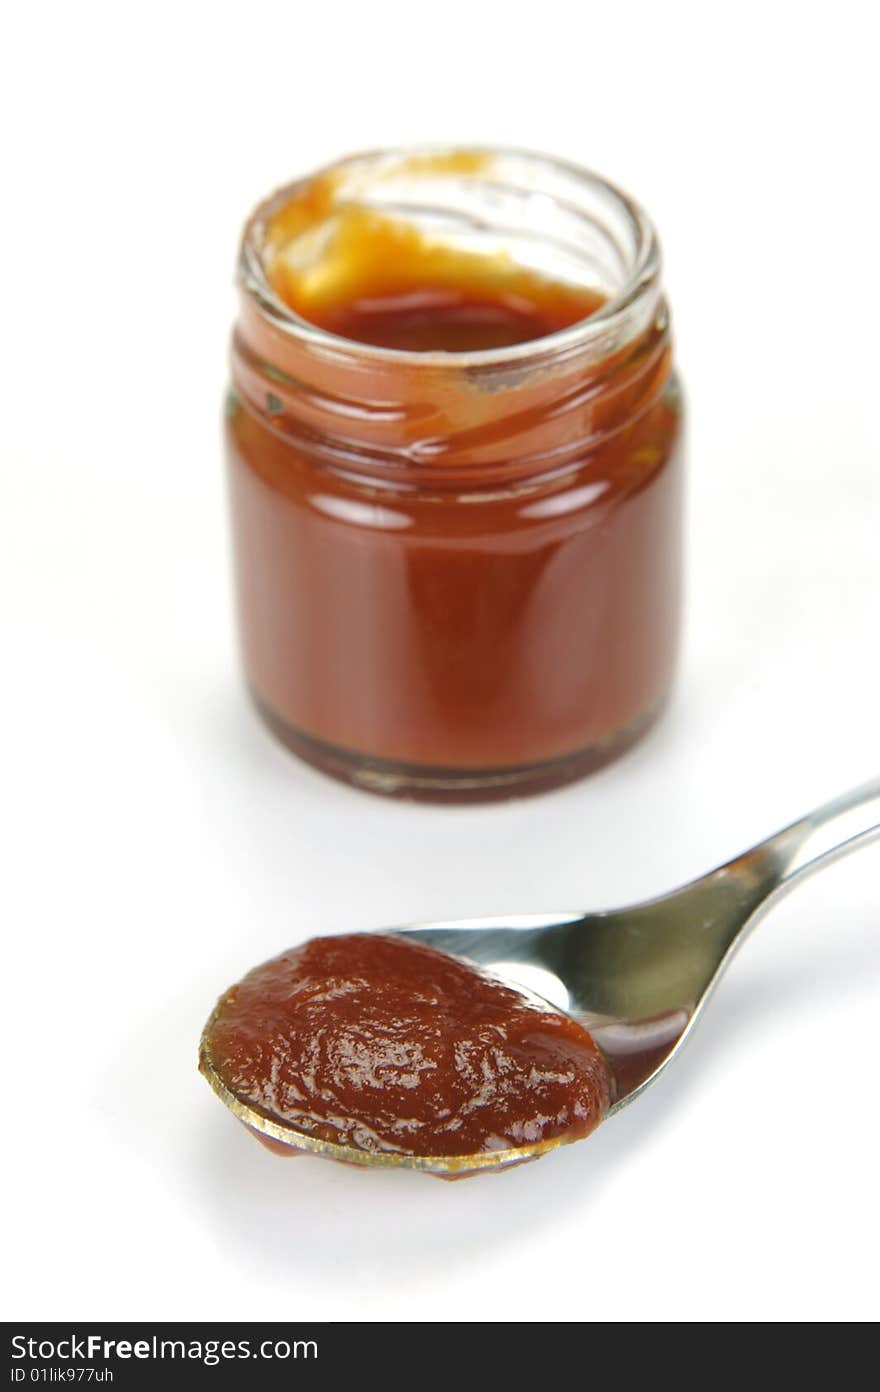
(227, 151, 683, 797)
(300, 285, 597, 353)
(201, 934, 613, 1164)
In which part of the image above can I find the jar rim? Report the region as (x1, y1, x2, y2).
(238, 145, 662, 372)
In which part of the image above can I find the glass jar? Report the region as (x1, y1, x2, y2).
(226, 148, 683, 800)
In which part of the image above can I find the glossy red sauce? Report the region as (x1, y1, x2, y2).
(301, 285, 598, 352)
(202, 934, 613, 1160)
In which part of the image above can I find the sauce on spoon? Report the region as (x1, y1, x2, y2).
(201, 933, 613, 1168)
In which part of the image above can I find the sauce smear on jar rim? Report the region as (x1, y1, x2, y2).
(261, 162, 606, 352)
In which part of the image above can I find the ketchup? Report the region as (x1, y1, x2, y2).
(300, 285, 599, 353)
(201, 934, 613, 1162)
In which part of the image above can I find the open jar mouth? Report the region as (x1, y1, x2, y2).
(239, 145, 663, 372)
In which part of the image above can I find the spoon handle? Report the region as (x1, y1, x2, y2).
(731, 776, 880, 902)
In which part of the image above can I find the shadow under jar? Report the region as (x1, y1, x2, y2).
(226, 148, 684, 800)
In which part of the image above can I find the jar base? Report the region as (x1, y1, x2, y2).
(250, 691, 667, 802)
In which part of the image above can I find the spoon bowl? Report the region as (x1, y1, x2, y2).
(201, 778, 880, 1175)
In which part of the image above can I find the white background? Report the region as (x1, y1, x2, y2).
(3, 0, 878, 1324)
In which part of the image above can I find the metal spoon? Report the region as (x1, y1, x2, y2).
(201, 778, 880, 1176)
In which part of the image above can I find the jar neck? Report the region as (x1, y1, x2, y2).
(232, 299, 670, 488)
(230, 148, 671, 489)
